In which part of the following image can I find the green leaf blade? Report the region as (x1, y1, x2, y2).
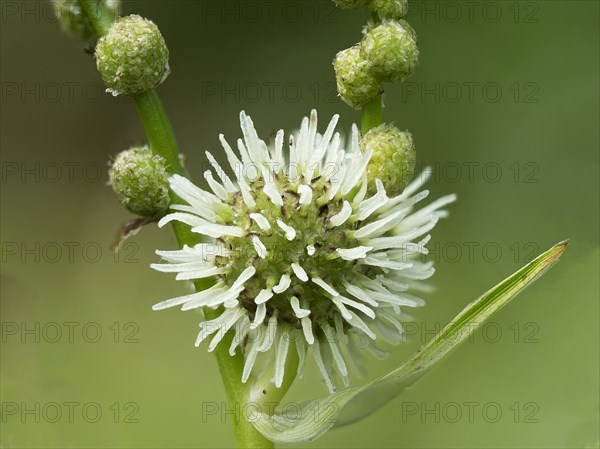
(252, 240, 568, 444)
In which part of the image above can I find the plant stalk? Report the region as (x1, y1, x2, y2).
(361, 96, 383, 134)
(77, 2, 274, 446)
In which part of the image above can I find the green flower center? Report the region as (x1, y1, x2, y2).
(215, 173, 361, 326)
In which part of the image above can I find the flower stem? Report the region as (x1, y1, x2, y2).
(77, 2, 274, 447)
(361, 96, 383, 134)
(133, 90, 183, 175)
(360, 8, 384, 135)
(78, 0, 113, 36)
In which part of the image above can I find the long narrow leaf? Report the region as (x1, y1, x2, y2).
(252, 240, 568, 444)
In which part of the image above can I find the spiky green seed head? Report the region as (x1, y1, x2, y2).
(333, 45, 383, 110)
(362, 124, 416, 196)
(332, 0, 370, 9)
(52, 0, 119, 41)
(360, 19, 419, 83)
(95, 14, 170, 96)
(369, 0, 409, 19)
(108, 145, 170, 217)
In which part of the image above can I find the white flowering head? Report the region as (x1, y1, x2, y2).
(152, 111, 455, 392)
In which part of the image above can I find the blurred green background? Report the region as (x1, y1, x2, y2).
(1, 1, 598, 447)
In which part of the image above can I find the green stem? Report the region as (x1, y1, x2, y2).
(360, 8, 384, 134)
(77, 2, 275, 447)
(361, 95, 382, 134)
(133, 90, 183, 175)
(78, 0, 114, 36)
(203, 306, 275, 449)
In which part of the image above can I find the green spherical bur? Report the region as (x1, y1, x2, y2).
(109, 146, 170, 217)
(360, 19, 419, 83)
(362, 124, 416, 196)
(95, 14, 170, 96)
(333, 0, 370, 9)
(333, 45, 383, 110)
(369, 0, 408, 19)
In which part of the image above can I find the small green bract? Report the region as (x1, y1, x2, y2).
(109, 145, 170, 217)
(333, 45, 383, 109)
(360, 19, 419, 83)
(95, 14, 170, 96)
(362, 123, 416, 196)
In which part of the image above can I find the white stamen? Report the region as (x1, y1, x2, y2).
(312, 340, 335, 393)
(250, 303, 267, 329)
(258, 313, 278, 352)
(290, 296, 310, 318)
(353, 208, 407, 239)
(291, 263, 308, 282)
(204, 170, 228, 201)
(295, 336, 307, 378)
(191, 222, 244, 238)
(274, 330, 290, 388)
(329, 200, 352, 227)
(332, 297, 352, 320)
(152, 283, 224, 311)
(205, 151, 237, 193)
(272, 274, 291, 294)
(357, 179, 388, 220)
(343, 283, 379, 307)
(274, 129, 284, 171)
(207, 308, 244, 351)
(174, 265, 227, 281)
(297, 184, 313, 205)
(276, 219, 296, 240)
(362, 256, 412, 271)
(312, 277, 339, 296)
(219, 134, 256, 208)
(346, 311, 376, 340)
(301, 316, 315, 344)
(336, 246, 373, 260)
(252, 236, 267, 259)
(242, 343, 260, 383)
(229, 315, 250, 355)
(338, 295, 376, 318)
(334, 313, 349, 344)
(306, 245, 316, 256)
(255, 288, 274, 304)
(263, 183, 283, 206)
(231, 267, 256, 289)
(156, 243, 228, 262)
(320, 322, 349, 380)
(249, 213, 271, 230)
(158, 212, 209, 230)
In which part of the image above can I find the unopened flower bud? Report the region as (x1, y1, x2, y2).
(362, 124, 416, 196)
(369, 0, 408, 19)
(53, 0, 119, 41)
(95, 14, 170, 96)
(333, 45, 383, 109)
(332, 0, 369, 8)
(360, 19, 418, 83)
(109, 146, 170, 217)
